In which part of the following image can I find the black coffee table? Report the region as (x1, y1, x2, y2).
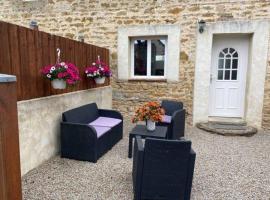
(128, 124, 167, 158)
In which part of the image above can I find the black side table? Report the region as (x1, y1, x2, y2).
(128, 125, 167, 158)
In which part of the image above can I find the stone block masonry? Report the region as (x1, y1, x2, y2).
(0, 0, 270, 129)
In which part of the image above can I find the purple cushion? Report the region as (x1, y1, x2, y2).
(92, 125, 111, 138)
(89, 117, 122, 128)
(162, 115, 172, 123)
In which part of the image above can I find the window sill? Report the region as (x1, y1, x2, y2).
(128, 78, 167, 82)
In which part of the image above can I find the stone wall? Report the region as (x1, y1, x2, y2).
(17, 86, 112, 176)
(0, 0, 270, 128)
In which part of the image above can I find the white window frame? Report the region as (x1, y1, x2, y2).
(117, 25, 180, 82)
(130, 37, 167, 79)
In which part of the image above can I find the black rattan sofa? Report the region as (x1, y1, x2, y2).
(132, 136, 196, 200)
(61, 103, 123, 162)
(157, 100, 186, 139)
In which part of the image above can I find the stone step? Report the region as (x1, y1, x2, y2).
(196, 122, 257, 137)
(208, 117, 246, 125)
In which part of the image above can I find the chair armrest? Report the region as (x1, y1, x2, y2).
(99, 109, 123, 120)
(185, 147, 196, 200)
(171, 109, 186, 139)
(132, 136, 144, 199)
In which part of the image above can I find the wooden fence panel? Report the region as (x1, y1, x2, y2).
(0, 21, 110, 101)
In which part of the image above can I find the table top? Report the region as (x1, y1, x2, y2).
(130, 124, 167, 138)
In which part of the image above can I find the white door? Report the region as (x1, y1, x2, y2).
(209, 35, 249, 117)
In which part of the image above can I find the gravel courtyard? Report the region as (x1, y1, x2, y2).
(22, 121, 270, 200)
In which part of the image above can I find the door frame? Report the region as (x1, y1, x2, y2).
(193, 20, 270, 128)
(209, 35, 249, 118)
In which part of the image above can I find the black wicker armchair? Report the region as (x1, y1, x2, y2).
(61, 103, 123, 163)
(157, 100, 186, 139)
(132, 136, 196, 200)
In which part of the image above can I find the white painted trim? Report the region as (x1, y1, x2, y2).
(193, 20, 270, 128)
(117, 25, 180, 82)
(130, 37, 167, 79)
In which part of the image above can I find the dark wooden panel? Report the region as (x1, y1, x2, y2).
(0, 22, 11, 74)
(35, 30, 44, 98)
(0, 21, 110, 101)
(0, 81, 22, 200)
(8, 25, 22, 100)
(27, 29, 37, 98)
(41, 32, 51, 97)
(18, 26, 30, 99)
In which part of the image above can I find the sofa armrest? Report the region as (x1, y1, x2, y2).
(132, 136, 144, 200)
(61, 122, 98, 152)
(99, 109, 123, 120)
(61, 122, 97, 137)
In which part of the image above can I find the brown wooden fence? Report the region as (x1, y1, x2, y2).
(0, 21, 110, 101)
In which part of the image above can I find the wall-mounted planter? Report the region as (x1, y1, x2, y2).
(94, 77, 105, 84)
(51, 79, 66, 89)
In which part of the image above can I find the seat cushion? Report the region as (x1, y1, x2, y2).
(162, 115, 172, 123)
(89, 117, 122, 128)
(92, 125, 111, 138)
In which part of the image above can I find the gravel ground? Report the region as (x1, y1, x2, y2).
(22, 121, 270, 200)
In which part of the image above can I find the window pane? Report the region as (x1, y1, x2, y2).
(233, 51, 238, 57)
(225, 70, 230, 80)
(223, 48, 228, 54)
(218, 59, 224, 69)
(218, 70, 223, 80)
(232, 70, 237, 80)
(134, 40, 147, 76)
(229, 48, 235, 54)
(219, 52, 224, 58)
(232, 59, 238, 69)
(225, 59, 231, 69)
(151, 39, 165, 76)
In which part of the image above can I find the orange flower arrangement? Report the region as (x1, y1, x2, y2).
(132, 101, 165, 123)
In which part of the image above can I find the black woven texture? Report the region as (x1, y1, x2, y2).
(60, 103, 123, 162)
(158, 100, 186, 139)
(132, 137, 196, 200)
(161, 100, 183, 116)
(62, 103, 99, 124)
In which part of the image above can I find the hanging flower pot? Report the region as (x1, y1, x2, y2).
(94, 77, 105, 84)
(41, 48, 80, 90)
(146, 119, 156, 131)
(51, 79, 66, 89)
(85, 55, 112, 84)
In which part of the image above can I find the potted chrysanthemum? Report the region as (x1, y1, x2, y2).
(41, 49, 80, 89)
(132, 101, 165, 131)
(85, 56, 112, 84)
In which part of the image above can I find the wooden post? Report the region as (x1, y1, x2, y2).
(0, 74, 22, 200)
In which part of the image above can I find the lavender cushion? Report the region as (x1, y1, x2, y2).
(92, 125, 111, 138)
(162, 115, 172, 123)
(89, 117, 122, 128)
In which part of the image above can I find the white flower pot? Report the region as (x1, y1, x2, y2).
(146, 120, 156, 131)
(94, 77, 105, 84)
(51, 79, 66, 89)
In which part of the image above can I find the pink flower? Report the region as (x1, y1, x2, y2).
(41, 62, 80, 84)
(66, 79, 74, 84)
(84, 58, 112, 78)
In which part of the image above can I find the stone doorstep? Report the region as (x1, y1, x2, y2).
(196, 122, 258, 137)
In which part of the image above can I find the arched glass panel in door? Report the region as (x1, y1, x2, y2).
(217, 48, 238, 81)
